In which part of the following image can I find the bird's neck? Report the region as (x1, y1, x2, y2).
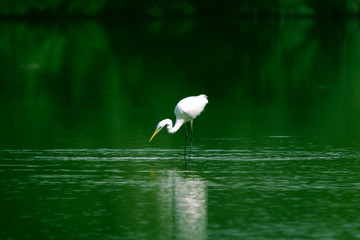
(167, 118, 185, 134)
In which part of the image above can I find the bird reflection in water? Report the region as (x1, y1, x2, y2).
(156, 170, 207, 240)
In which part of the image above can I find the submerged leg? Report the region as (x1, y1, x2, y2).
(188, 120, 194, 159)
(184, 123, 188, 160)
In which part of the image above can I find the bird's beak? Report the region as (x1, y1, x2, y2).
(149, 129, 160, 143)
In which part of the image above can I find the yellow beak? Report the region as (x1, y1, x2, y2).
(149, 129, 160, 143)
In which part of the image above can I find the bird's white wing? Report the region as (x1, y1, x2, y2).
(175, 95, 208, 121)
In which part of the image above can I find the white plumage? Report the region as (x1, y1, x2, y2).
(175, 94, 208, 121)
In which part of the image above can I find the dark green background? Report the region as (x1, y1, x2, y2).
(1, 20, 360, 149)
(2, 0, 360, 17)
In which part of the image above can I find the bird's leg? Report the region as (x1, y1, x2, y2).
(184, 123, 188, 161)
(188, 120, 194, 159)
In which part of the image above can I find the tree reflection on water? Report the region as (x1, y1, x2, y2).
(1, 20, 360, 149)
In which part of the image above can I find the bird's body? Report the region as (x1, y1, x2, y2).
(149, 94, 208, 160)
(175, 95, 208, 121)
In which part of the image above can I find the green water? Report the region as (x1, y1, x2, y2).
(1, 19, 360, 239)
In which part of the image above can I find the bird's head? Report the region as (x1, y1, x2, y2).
(149, 119, 172, 142)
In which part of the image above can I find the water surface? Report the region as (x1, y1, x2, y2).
(1, 141, 360, 239)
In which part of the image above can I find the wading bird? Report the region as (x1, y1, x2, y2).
(149, 94, 208, 160)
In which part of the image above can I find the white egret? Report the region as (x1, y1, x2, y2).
(149, 94, 208, 159)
